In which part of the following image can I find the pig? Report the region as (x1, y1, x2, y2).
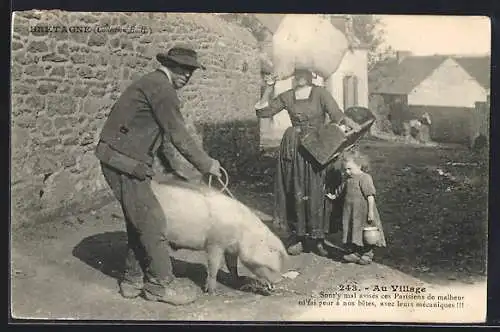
(149, 176, 288, 294)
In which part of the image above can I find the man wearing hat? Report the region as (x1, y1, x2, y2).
(95, 45, 221, 305)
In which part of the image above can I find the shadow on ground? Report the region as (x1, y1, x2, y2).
(72, 231, 242, 291)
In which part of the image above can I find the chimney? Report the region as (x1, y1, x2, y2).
(329, 15, 348, 34)
(396, 51, 412, 63)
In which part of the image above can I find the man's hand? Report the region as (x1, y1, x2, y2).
(208, 159, 222, 177)
(264, 73, 277, 86)
(343, 117, 362, 132)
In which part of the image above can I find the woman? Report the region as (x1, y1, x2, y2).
(255, 69, 361, 256)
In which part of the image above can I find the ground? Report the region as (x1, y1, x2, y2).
(10, 140, 488, 321)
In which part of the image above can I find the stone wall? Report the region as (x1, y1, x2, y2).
(11, 11, 261, 228)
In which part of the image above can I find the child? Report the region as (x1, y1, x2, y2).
(326, 150, 386, 265)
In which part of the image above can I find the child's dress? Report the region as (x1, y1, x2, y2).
(342, 172, 386, 247)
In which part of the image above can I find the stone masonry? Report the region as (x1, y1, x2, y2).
(11, 11, 261, 228)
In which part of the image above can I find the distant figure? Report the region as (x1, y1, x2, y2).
(418, 112, 432, 143)
(472, 134, 487, 153)
(408, 113, 432, 143)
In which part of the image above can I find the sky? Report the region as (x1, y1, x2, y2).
(377, 15, 491, 56)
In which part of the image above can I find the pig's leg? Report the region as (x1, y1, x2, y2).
(204, 245, 224, 294)
(224, 252, 241, 287)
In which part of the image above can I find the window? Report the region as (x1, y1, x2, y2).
(343, 75, 358, 110)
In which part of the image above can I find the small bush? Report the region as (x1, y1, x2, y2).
(198, 119, 261, 176)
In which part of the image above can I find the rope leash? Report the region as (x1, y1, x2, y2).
(208, 166, 235, 199)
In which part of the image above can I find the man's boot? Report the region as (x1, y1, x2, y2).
(119, 280, 144, 299)
(143, 277, 200, 306)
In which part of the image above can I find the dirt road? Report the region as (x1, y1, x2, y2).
(11, 200, 432, 321)
(10, 141, 487, 321)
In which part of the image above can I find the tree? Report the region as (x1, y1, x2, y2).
(350, 15, 395, 70)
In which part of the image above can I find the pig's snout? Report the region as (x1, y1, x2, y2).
(253, 266, 283, 285)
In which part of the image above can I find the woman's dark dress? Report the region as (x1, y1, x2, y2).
(256, 86, 345, 239)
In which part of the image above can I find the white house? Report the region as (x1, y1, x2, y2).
(371, 52, 490, 143)
(255, 14, 370, 148)
(409, 58, 488, 107)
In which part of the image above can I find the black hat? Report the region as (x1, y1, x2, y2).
(156, 45, 206, 70)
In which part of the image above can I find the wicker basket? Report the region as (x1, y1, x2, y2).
(300, 107, 375, 166)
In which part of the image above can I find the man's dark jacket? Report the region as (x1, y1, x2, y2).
(95, 69, 213, 177)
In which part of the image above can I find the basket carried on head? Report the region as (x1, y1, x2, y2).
(300, 106, 376, 167)
(272, 14, 349, 80)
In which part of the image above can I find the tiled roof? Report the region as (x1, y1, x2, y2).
(370, 54, 491, 94)
(454, 56, 491, 89)
(370, 56, 448, 94)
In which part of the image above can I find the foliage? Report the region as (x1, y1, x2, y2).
(216, 13, 271, 42)
(350, 15, 396, 70)
(200, 120, 261, 176)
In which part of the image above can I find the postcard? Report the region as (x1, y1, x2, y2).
(10, 12, 489, 323)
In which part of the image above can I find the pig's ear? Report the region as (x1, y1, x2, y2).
(239, 234, 280, 272)
(238, 232, 262, 265)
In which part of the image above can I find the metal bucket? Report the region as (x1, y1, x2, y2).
(363, 226, 380, 246)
